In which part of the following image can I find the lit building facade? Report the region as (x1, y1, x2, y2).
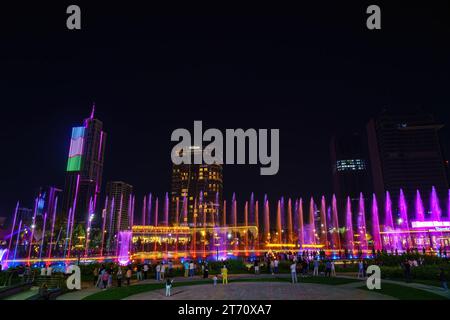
(106, 181, 134, 233)
(62, 106, 107, 224)
(170, 146, 223, 227)
(367, 109, 449, 219)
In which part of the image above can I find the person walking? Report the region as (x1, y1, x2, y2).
(313, 259, 319, 276)
(126, 267, 132, 286)
(270, 260, 275, 275)
(165, 278, 174, 297)
(203, 264, 209, 279)
(221, 265, 228, 285)
(213, 275, 218, 286)
(156, 263, 161, 281)
(290, 262, 298, 284)
(184, 261, 189, 277)
(189, 261, 195, 277)
(117, 268, 123, 287)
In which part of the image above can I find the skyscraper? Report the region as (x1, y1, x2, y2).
(367, 108, 449, 218)
(62, 105, 107, 224)
(170, 146, 223, 226)
(330, 131, 371, 222)
(106, 181, 133, 232)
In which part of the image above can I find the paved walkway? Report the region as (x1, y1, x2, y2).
(56, 273, 450, 300)
(124, 281, 395, 300)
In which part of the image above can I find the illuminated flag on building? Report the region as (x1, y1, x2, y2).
(67, 126, 85, 171)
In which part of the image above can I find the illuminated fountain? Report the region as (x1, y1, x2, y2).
(345, 197, 354, 252)
(297, 198, 304, 247)
(357, 193, 368, 255)
(430, 186, 442, 221)
(331, 195, 341, 250)
(307, 197, 316, 245)
(276, 200, 282, 243)
(5, 186, 450, 268)
(263, 198, 271, 243)
(320, 196, 328, 248)
(371, 194, 382, 251)
(416, 190, 425, 221)
(287, 199, 293, 244)
(118, 231, 132, 265)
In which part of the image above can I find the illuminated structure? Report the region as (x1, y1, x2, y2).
(367, 109, 449, 216)
(106, 181, 134, 232)
(62, 105, 107, 224)
(170, 146, 223, 227)
(3, 186, 450, 267)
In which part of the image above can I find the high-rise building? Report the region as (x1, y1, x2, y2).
(62, 105, 107, 224)
(330, 131, 371, 222)
(170, 146, 223, 226)
(367, 108, 449, 218)
(106, 181, 133, 233)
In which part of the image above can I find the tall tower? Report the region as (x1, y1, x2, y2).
(330, 131, 371, 222)
(62, 104, 107, 224)
(367, 108, 449, 219)
(170, 146, 223, 226)
(106, 181, 133, 233)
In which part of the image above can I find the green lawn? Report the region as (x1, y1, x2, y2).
(359, 283, 448, 300)
(83, 276, 362, 300)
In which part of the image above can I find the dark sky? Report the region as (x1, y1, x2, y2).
(0, 2, 449, 217)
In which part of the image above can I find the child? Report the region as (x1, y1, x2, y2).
(165, 278, 173, 297)
(213, 275, 218, 286)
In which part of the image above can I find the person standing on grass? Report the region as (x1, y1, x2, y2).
(126, 267, 132, 286)
(439, 268, 448, 291)
(165, 278, 174, 297)
(156, 263, 161, 281)
(313, 259, 319, 277)
(274, 258, 279, 274)
(117, 267, 123, 287)
(93, 267, 99, 286)
(221, 265, 228, 285)
(357, 260, 364, 278)
(136, 264, 143, 281)
(269, 260, 275, 275)
(331, 261, 336, 277)
(143, 262, 149, 280)
(325, 260, 332, 277)
(101, 270, 109, 290)
(254, 260, 260, 275)
(290, 261, 298, 283)
(161, 263, 166, 281)
(403, 260, 411, 282)
(184, 261, 189, 277)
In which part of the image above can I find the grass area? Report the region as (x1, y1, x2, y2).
(385, 278, 442, 288)
(359, 283, 448, 300)
(83, 276, 362, 300)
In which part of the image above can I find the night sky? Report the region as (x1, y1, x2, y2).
(0, 2, 449, 217)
